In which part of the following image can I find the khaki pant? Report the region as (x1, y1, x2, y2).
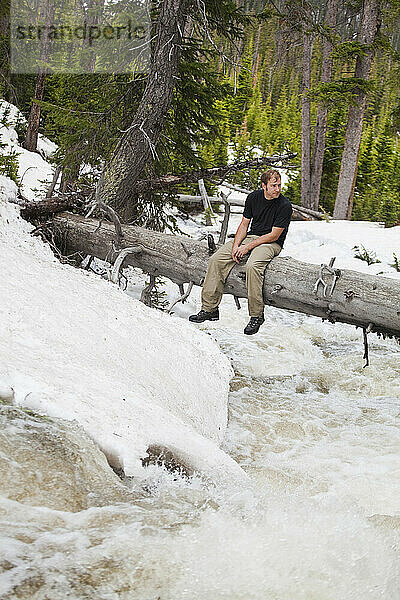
(201, 236, 282, 317)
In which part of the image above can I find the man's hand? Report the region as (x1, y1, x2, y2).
(231, 217, 250, 262)
(232, 243, 251, 263)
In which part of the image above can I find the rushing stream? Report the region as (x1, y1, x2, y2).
(1, 303, 399, 600)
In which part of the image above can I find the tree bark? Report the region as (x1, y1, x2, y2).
(23, 0, 54, 152)
(301, 33, 313, 209)
(52, 212, 400, 339)
(0, 0, 13, 103)
(20, 197, 82, 219)
(252, 23, 262, 82)
(24, 73, 47, 152)
(333, 0, 380, 220)
(310, 0, 339, 211)
(95, 0, 192, 220)
(0, 3, 9, 38)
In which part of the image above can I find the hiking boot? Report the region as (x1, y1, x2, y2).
(244, 316, 264, 335)
(189, 308, 219, 323)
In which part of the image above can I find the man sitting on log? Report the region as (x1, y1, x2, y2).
(189, 169, 292, 335)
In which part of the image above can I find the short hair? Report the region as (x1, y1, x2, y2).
(261, 169, 281, 185)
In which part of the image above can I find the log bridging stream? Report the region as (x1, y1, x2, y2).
(53, 212, 400, 339)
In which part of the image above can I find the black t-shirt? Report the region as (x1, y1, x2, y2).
(243, 190, 292, 247)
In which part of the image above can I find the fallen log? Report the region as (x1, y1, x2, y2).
(52, 212, 400, 339)
(20, 196, 81, 219)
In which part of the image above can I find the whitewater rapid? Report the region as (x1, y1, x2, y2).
(1, 307, 399, 599)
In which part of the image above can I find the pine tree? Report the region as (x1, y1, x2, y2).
(229, 38, 254, 135)
(333, 0, 381, 219)
(378, 183, 400, 227)
(352, 120, 376, 220)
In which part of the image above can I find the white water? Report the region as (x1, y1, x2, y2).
(2, 266, 400, 599)
(1, 314, 400, 599)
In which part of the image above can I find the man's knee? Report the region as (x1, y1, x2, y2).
(245, 260, 265, 277)
(209, 242, 233, 265)
(209, 253, 225, 269)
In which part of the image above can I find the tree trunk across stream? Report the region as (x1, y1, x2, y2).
(51, 212, 400, 340)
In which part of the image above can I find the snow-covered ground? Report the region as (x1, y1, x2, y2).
(0, 188, 244, 483)
(0, 100, 247, 483)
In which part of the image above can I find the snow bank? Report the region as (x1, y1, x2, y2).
(284, 219, 400, 280)
(0, 100, 56, 200)
(0, 187, 242, 483)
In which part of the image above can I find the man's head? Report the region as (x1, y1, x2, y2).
(261, 169, 281, 199)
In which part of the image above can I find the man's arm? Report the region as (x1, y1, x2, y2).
(232, 217, 250, 263)
(234, 226, 284, 260)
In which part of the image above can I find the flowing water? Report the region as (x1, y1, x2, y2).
(1, 306, 400, 599)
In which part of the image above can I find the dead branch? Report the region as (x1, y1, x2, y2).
(167, 281, 194, 313)
(141, 274, 157, 307)
(198, 178, 215, 226)
(218, 192, 231, 245)
(95, 201, 124, 248)
(111, 246, 142, 284)
(134, 153, 297, 194)
(46, 165, 62, 198)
